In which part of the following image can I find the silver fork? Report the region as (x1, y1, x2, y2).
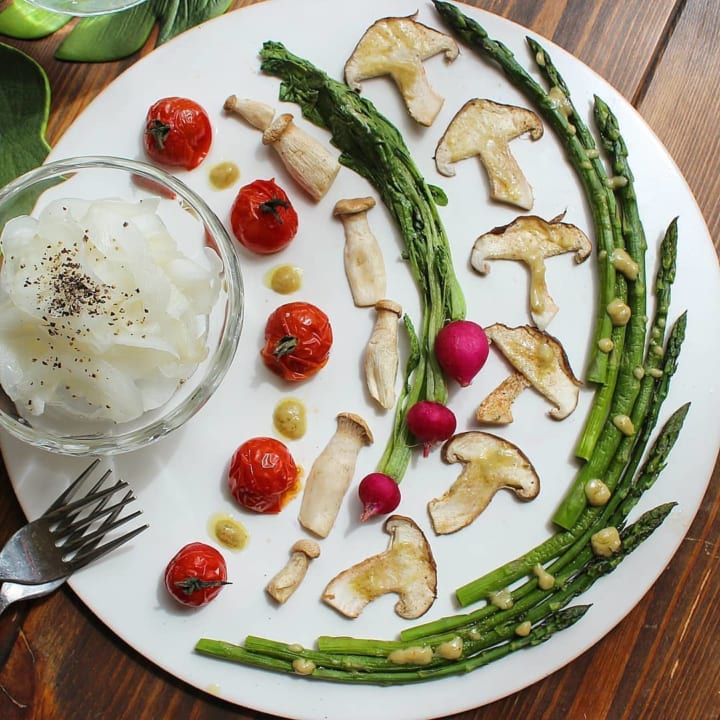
(0, 461, 142, 615)
(0, 459, 148, 586)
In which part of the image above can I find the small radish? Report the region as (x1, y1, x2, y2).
(358, 473, 401, 521)
(434, 319, 489, 387)
(406, 400, 457, 457)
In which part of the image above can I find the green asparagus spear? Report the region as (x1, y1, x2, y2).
(197, 502, 674, 683)
(260, 40, 465, 482)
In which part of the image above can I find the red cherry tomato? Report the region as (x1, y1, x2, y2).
(143, 97, 212, 170)
(164, 542, 228, 608)
(260, 301, 333, 382)
(228, 437, 300, 513)
(230, 179, 299, 254)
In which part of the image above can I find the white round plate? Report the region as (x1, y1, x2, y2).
(3, 1, 719, 719)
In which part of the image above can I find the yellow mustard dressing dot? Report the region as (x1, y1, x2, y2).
(209, 161, 239, 190)
(273, 397, 307, 440)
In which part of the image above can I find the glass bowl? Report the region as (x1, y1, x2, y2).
(24, 0, 148, 16)
(0, 155, 244, 455)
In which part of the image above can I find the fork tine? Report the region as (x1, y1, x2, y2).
(44, 480, 130, 522)
(54, 488, 113, 535)
(55, 493, 137, 540)
(45, 459, 102, 514)
(52, 470, 115, 534)
(61, 509, 144, 554)
(67, 523, 149, 571)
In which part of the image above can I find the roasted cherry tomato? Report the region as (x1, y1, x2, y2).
(143, 96, 212, 170)
(228, 437, 300, 513)
(261, 301, 333, 382)
(164, 542, 228, 608)
(230, 179, 299, 254)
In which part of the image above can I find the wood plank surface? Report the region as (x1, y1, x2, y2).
(0, 1, 718, 719)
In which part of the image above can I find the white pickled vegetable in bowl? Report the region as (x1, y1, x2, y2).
(0, 197, 222, 423)
(0, 156, 243, 455)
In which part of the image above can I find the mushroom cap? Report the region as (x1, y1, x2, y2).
(262, 113, 294, 145)
(333, 196, 376, 216)
(290, 538, 321, 558)
(336, 412, 374, 445)
(484, 323, 581, 419)
(344, 14, 459, 90)
(471, 214, 592, 274)
(374, 299, 403, 316)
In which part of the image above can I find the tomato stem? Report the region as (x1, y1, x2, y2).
(145, 119, 171, 150)
(273, 335, 298, 357)
(260, 197, 291, 223)
(174, 577, 231, 596)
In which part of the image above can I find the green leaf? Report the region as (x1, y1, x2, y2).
(0, 0, 71, 39)
(55, 0, 233, 62)
(55, 3, 157, 61)
(0, 42, 51, 187)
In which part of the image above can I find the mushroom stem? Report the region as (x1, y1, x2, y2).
(333, 197, 387, 307)
(263, 113, 340, 201)
(265, 539, 321, 604)
(298, 413, 373, 538)
(364, 299, 403, 409)
(474, 370, 531, 424)
(223, 95, 275, 131)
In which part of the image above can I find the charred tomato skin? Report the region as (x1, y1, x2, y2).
(228, 436, 300, 513)
(261, 301, 333, 382)
(143, 96, 212, 170)
(230, 178, 299, 254)
(164, 542, 228, 608)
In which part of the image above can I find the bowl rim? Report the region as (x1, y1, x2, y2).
(23, 0, 149, 17)
(0, 155, 244, 455)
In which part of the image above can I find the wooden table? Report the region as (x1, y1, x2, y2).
(0, 1, 718, 718)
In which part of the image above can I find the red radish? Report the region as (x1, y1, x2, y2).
(358, 473, 401, 521)
(434, 320, 489, 387)
(406, 400, 457, 457)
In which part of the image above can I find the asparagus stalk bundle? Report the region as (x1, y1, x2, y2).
(430, 0, 686, 604)
(194, 10, 689, 684)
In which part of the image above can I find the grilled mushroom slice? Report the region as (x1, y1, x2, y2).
(344, 14, 459, 126)
(483, 323, 581, 420)
(322, 515, 437, 619)
(435, 98, 543, 209)
(471, 214, 592, 330)
(428, 432, 540, 535)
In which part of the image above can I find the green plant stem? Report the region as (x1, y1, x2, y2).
(259, 40, 465, 482)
